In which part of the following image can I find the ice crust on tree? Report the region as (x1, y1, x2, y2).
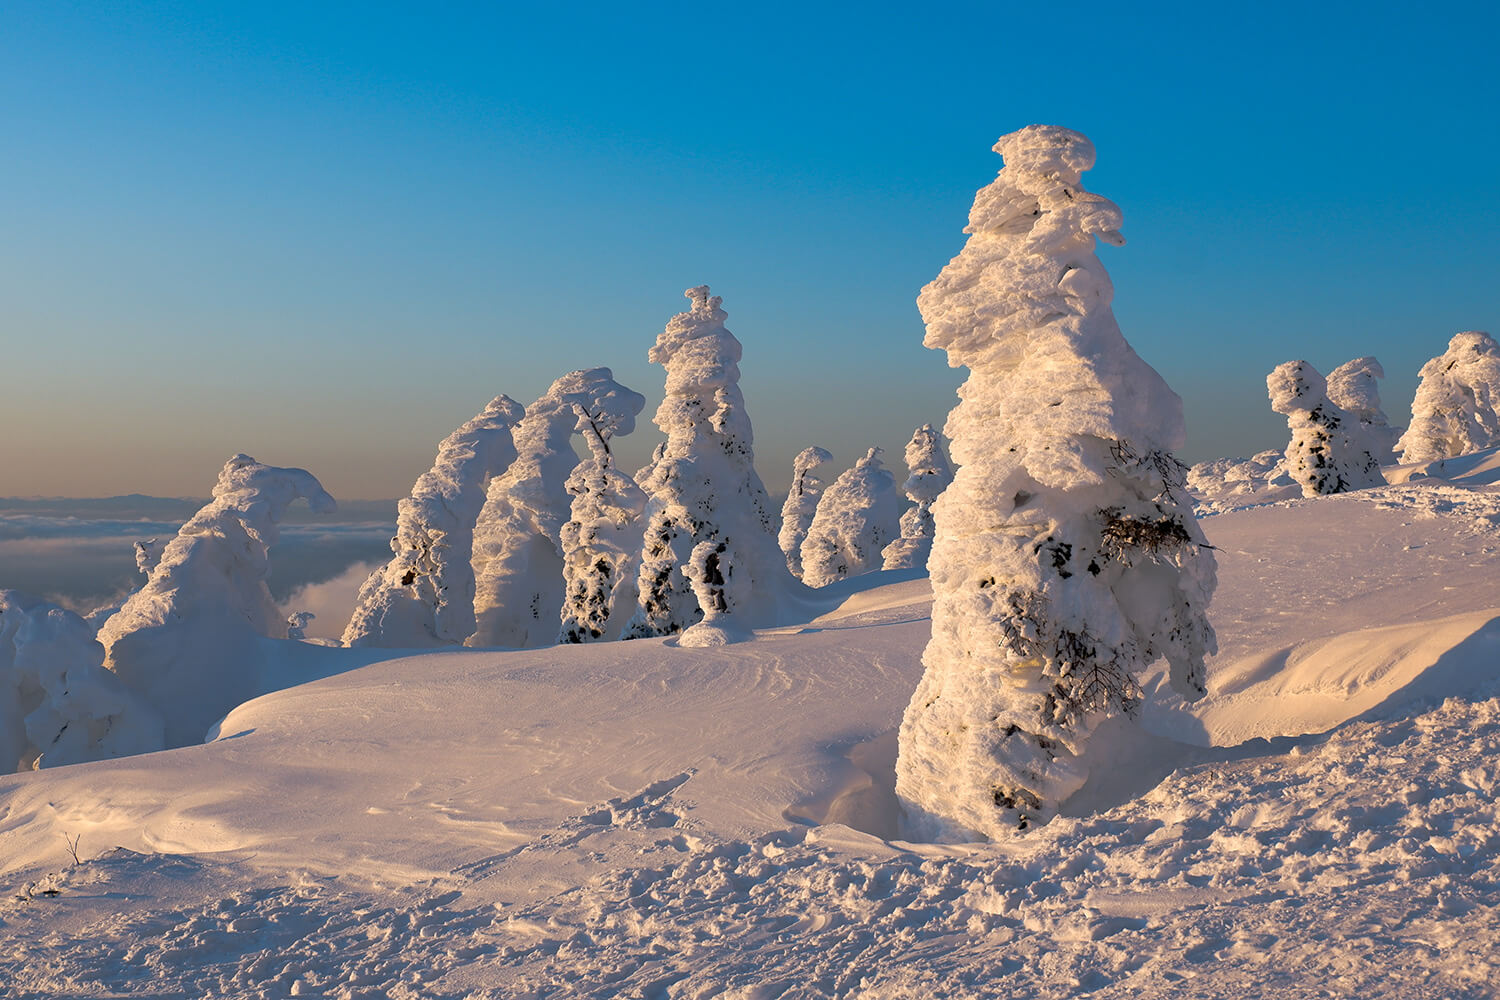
(96, 455, 335, 748)
(84, 537, 168, 633)
(1326, 357, 1402, 462)
(894, 126, 1218, 840)
(881, 425, 954, 571)
(557, 388, 650, 644)
(1268, 361, 1386, 497)
(778, 446, 834, 580)
(470, 370, 645, 648)
(1, 592, 164, 772)
(342, 396, 525, 649)
(800, 447, 902, 588)
(622, 287, 799, 642)
(1397, 331, 1500, 464)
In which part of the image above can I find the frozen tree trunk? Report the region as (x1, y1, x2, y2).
(1327, 357, 1402, 462)
(558, 399, 650, 644)
(98, 455, 336, 748)
(622, 287, 801, 641)
(881, 424, 955, 571)
(470, 369, 646, 648)
(1398, 331, 1500, 464)
(1268, 361, 1386, 496)
(343, 396, 525, 648)
(778, 446, 833, 579)
(895, 126, 1218, 840)
(800, 447, 903, 587)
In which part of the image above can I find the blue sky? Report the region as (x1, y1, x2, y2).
(2, 1, 1496, 498)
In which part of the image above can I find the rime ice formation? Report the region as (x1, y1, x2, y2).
(83, 537, 169, 633)
(778, 446, 834, 580)
(470, 370, 645, 648)
(557, 394, 650, 644)
(96, 455, 335, 748)
(895, 126, 1218, 840)
(343, 396, 524, 649)
(800, 448, 902, 588)
(286, 612, 316, 641)
(881, 425, 955, 571)
(1327, 357, 1402, 462)
(1268, 361, 1386, 497)
(1398, 331, 1500, 464)
(622, 287, 798, 642)
(0, 592, 164, 772)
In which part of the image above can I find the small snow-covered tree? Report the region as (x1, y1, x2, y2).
(470, 369, 646, 648)
(1327, 356, 1401, 462)
(343, 395, 524, 648)
(84, 536, 168, 633)
(557, 394, 650, 644)
(895, 126, 1217, 839)
(1268, 360, 1385, 496)
(1398, 331, 1500, 464)
(778, 446, 833, 580)
(98, 455, 335, 748)
(0, 592, 164, 771)
(800, 447, 902, 587)
(881, 424, 955, 571)
(622, 287, 797, 644)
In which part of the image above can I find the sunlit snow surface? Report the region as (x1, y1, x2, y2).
(3, 467, 1500, 997)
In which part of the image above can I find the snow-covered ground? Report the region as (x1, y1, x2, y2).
(3, 465, 1500, 998)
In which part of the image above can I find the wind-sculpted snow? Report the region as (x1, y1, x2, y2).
(1327, 356, 1402, 462)
(343, 395, 525, 649)
(801, 447, 902, 587)
(96, 454, 336, 748)
(1399, 331, 1500, 464)
(1268, 360, 1385, 497)
(779, 445, 834, 579)
(881, 424, 954, 571)
(897, 125, 1217, 838)
(470, 369, 645, 648)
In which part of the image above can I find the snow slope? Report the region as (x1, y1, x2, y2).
(1, 482, 1499, 998)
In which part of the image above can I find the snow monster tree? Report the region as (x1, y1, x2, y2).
(895, 126, 1218, 839)
(778, 446, 834, 580)
(800, 447, 902, 587)
(1267, 360, 1385, 496)
(1398, 331, 1500, 464)
(881, 424, 954, 571)
(1326, 356, 1401, 462)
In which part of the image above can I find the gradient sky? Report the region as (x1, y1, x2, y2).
(3, 1, 1496, 499)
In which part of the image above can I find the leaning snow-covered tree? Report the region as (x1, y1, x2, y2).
(895, 126, 1218, 839)
(1326, 356, 1402, 462)
(557, 390, 650, 644)
(343, 395, 524, 648)
(1268, 360, 1386, 496)
(470, 369, 646, 648)
(622, 287, 799, 644)
(881, 424, 955, 571)
(98, 455, 336, 748)
(1397, 331, 1500, 464)
(778, 446, 833, 580)
(800, 447, 902, 587)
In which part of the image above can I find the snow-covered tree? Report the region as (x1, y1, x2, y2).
(895, 126, 1218, 839)
(1327, 357, 1402, 462)
(778, 446, 833, 580)
(1398, 331, 1500, 464)
(800, 447, 902, 587)
(470, 369, 646, 648)
(84, 536, 168, 633)
(881, 424, 955, 571)
(622, 287, 798, 644)
(1268, 361, 1386, 496)
(1, 592, 165, 772)
(343, 395, 524, 648)
(98, 455, 335, 748)
(286, 612, 316, 640)
(557, 393, 650, 644)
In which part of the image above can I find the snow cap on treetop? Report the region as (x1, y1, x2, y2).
(650, 286, 741, 368)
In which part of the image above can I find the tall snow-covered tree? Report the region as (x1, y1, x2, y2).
(470, 369, 645, 648)
(895, 126, 1218, 839)
(881, 424, 955, 571)
(778, 446, 833, 580)
(98, 455, 336, 748)
(557, 392, 650, 644)
(343, 395, 524, 648)
(1397, 331, 1500, 464)
(1326, 356, 1401, 462)
(800, 447, 902, 587)
(1268, 361, 1386, 496)
(622, 286, 797, 644)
